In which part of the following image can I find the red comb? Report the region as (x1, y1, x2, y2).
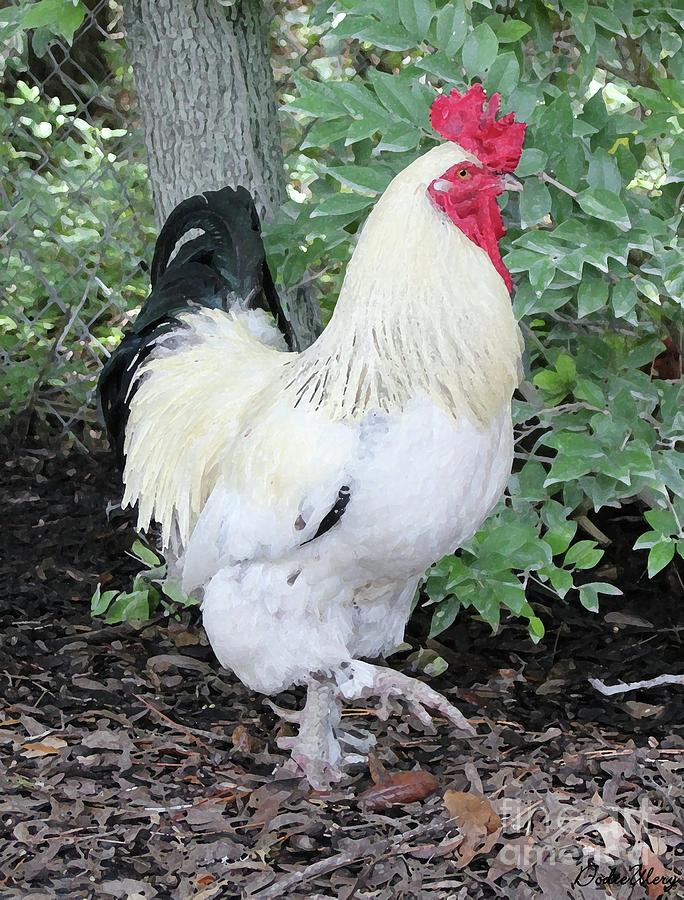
(430, 84, 526, 174)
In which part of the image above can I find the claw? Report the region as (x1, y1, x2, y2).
(264, 699, 303, 724)
(406, 700, 436, 731)
(270, 664, 474, 790)
(292, 752, 344, 790)
(339, 660, 476, 736)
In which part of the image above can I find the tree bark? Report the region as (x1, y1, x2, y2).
(124, 0, 320, 348)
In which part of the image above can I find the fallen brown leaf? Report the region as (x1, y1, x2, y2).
(443, 789, 501, 834)
(367, 750, 387, 784)
(232, 724, 252, 753)
(22, 737, 67, 757)
(622, 701, 665, 720)
(358, 769, 439, 811)
(641, 845, 675, 900)
(172, 630, 200, 647)
(443, 790, 502, 869)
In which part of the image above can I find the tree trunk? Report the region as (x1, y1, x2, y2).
(124, 0, 320, 348)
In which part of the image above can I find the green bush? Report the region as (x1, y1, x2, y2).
(91, 540, 199, 624)
(0, 78, 154, 424)
(267, 0, 684, 640)
(0, 0, 153, 427)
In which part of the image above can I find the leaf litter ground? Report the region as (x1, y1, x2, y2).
(1, 436, 683, 899)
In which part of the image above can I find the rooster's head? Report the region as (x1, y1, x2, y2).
(427, 85, 526, 292)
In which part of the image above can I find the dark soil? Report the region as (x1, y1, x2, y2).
(1, 435, 683, 899)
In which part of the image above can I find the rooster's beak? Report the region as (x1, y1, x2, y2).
(500, 173, 523, 193)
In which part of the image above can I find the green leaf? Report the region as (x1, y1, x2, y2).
(130, 539, 161, 567)
(634, 277, 661, 305)
(462, 24, 498, 77)
(377, 122, 421, 152)
(311, 194, 374, 217)
(301, 119, 351, 149)
(634, 529, 661, 550)
(288, 93, 347, 120)
(528, 616, 545, 642)
(162, 580, 199, 607)
(473, 590, 501, 631)
(576, 188, 630, 231)
(367, 69, 426, 124)
(497, 579, 526, 615)
(520, 178, 551, 228)
(516, 149, 547, 178)
(416, 52, 462, 83)
(90, 585, 118, 617)
(587, 149, 622, 193)
(478, 522, 539, 557)
(574, 377, 604, 407)
(647, 540, 675, 577)
(326, 164, 393, 196)
(433, 0, 468, 53)
(349, 21, 415, 51)
(494, 19, 531, 42)
(564, 540, 604, 570)
(611, 280, 638, 319)
(547, 566, 574, 598)
(397, 0, 434, 40)
(429, 597, 462, 636)
(22, 0, 86, 43)
(578, 583, 599, 612)
(542, 501, 578, 554)
(335, 82, 387, 120)
(577, 274, 609, 318)
(485, 52, 520, 96)
(644, 508, 678, 535)
(104, 590, 150, 624)
(345, 115, 387, 144)
(537, 95, 574, 162)
(580, 581, 622, 612)
(590, 7, 625, 35)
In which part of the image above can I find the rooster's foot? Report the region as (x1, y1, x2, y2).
(273, 676, 346, 790)
(337, 660, 475, 735)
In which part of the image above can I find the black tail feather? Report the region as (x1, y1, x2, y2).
(98, 185, 292, 466)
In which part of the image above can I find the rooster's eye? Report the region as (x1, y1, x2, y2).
(457, 168, 469, 179)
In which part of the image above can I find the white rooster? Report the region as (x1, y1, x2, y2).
(99, 85, 526, 787)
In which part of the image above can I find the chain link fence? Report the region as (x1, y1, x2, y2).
(1, 0, 154, 447)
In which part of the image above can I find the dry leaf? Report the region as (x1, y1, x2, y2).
(358, 769, 439, 811)
(231, 725, 252, 753)
(172, 630, 200, 647)
(622, 701, 665, 720)
(641, 845, 676, 900)
(443, 790, 501, 834)
(604, 612, 654, 629)
(443, 790, 502, 869)
(22, 737, 67, 757)
(368, 751, 387, 784)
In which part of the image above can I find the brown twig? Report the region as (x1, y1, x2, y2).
(134, 694, 215, 749)
(253, 821, 448, 899)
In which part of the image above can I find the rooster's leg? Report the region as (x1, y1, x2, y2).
(336, 660, 475, 735)
(273, 676, 345, 790)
